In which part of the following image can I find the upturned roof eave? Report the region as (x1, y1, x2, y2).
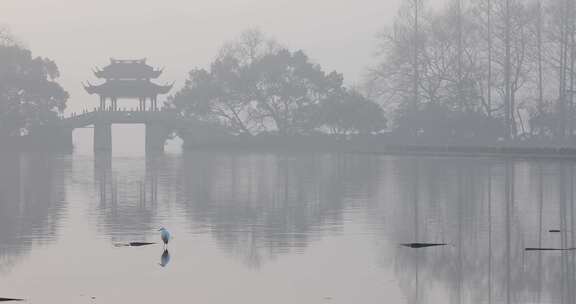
(94, 70, 162, 79)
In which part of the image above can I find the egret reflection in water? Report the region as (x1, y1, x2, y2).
(160, 249, 170, 268)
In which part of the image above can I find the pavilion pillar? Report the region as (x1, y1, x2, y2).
(112, 98, 118, 111)
(145, 123, 167, 154)
(99, 96, 105, 111)
(94, 123, 112, 152)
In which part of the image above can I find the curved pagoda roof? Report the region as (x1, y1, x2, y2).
(94, 58, 163, 79)
(83, 79, 173, 98)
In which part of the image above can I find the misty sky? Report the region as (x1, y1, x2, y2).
(3, 0, 445, 113)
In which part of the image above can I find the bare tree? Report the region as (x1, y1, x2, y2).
(536, 0, 544, 117)
(569, 0, 576, 138)
(456, 0, 465, 112)
(413, 0, 422, 111)
(487, 0, 493, 118)
(504, 0, 512, 139)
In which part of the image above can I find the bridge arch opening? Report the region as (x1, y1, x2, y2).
(72, 126, 94, 155)
(165, 134, 183, 154)
(72, 124, 147, 156)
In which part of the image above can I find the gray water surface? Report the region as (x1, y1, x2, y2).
(0, 151, 575, 303)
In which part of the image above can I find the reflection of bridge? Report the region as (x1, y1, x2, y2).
(57, 109, 200, 153)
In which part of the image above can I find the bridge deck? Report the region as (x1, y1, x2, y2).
(58, 110, 198, 129)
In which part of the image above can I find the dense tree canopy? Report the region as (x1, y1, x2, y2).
(170, 30, 385, 136)
(0, 29, 68, 137)
(249, 49, 346, 135)
(321, 89, 387, 135)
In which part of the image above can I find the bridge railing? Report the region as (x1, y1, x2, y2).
(60, 106, 182, 121)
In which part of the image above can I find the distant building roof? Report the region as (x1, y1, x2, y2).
(94, 58, 163, 79)
(83, 80, 173, 98)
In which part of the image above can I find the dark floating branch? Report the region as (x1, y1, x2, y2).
(129, 242, 156, 247)
(525, 247, 576, 251)
(0, 298, 24, 302)
(114, 242, 156, 247)
(401, 243, 448, 249)
(549, 229, 562, 233)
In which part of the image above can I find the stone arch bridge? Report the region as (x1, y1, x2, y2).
(52, 109, 207, 153)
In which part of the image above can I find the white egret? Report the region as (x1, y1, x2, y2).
(158, 227, 171, 248)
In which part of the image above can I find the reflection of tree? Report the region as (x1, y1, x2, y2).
(371, 157, 576, 304)
(177, 151, 379, 268)
(0, 153, 66, 273)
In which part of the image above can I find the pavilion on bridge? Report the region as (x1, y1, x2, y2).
(83, 58, 173, 111)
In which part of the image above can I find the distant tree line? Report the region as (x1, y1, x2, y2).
(0, 28, 68, 139)
(368, 0, 576, 143)
(169, 30, 386, 137)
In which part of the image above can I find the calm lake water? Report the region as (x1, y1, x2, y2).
(1, 147, 576, 303)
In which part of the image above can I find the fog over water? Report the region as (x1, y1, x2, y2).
(2, 151, 576, 303)
(7, 1, 576, 304)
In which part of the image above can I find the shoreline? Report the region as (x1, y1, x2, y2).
(183, 144, 576, 160)
(4, 134, 576, 159)
(181, 136, 576, 160)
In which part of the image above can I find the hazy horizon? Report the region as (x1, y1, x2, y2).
(3, 0, 445, 114)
